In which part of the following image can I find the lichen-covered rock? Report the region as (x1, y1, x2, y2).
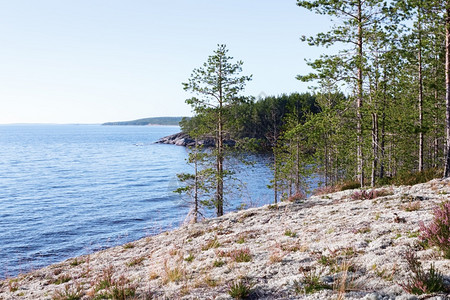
(1, 179, 449, 299)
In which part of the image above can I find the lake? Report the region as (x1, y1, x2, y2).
(0, 125, 274, 278)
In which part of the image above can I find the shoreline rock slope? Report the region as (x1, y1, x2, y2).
(1, 179, 449, 299)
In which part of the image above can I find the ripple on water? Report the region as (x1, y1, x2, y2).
(0, 125, 276, 278)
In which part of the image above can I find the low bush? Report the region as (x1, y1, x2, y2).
(287, 191, 306, 202)
(52, 282, 83, 300)
(340, 181, 361, 191)
(419, 201, 450, 258)
(399, 250, 445, 295)
(284, 229, 297, 238)
(213, 259, 225, 267)
(217, 248, 252, 263)
(351, 190, 376, 200)
(229, 248, 252, 263)
(403, 201, 421, 212)
(295, 267, 331, 294)
(391, 168, 442, 186)
(313, 185, 339, 196)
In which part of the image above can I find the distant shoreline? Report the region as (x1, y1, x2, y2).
(103, 116, 187, 126)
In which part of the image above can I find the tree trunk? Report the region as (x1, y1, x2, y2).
(296, 139, 300, 193)
(216, 110, 224, 216)
(371, 112, 378, 187)
(380, 73, 387, 179)
(444, 4, 450, 178)
(193, 142, 199, 223)
(357, 0, 365, 187)
(434, 51, 440, 168)
(216, 64, 224, 216)
(418, 5, 424, 171)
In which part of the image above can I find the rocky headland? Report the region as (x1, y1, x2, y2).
(155, 132, 235, 148)
(1, 179, 449, 300)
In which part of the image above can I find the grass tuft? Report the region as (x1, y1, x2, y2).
(228, 278, 253, 299)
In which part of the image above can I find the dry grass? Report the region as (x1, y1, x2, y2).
(402, 201, 421, 212)
(269, 250, 284, 264)
(163, 260, 185, 284)
(333, 260, 360, 299)
(123, 243, 135, 249)
(127, 256, 146, 267)
(202, 237, 221, 251)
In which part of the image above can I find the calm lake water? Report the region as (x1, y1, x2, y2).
(0, 125, 273, 278)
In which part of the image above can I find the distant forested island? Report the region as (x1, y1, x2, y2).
(102, 117, 186, 126)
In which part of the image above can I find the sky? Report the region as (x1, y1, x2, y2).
(0, 0, 332, 124)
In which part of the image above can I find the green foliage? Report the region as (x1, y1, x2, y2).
(213, 259, 225, 267)
(390, 168, 443, 186)
(202, 237, 221, 251)
(399, 250, 445, 295)
(184, 253, 195, 263)
(228, 278, 253, 299)
(52, 283, 83, 300)
(419, 201, 450, 258)
(182, 44, 252, 217)
(340, 181, 362, 191)
(295, 267, 331, 294)
(229, 248, 252, 263)
(295, 0, 448, 186)
(284, 229, 297, 238)
(180, 92, 320, 151)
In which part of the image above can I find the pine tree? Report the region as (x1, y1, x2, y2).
(183, 44, 252, 216)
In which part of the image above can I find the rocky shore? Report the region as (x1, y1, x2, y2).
(1, 179, 449, 299)
(155, 132, 235, 147)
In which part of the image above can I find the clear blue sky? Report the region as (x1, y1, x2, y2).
(0, 0, 331, 124)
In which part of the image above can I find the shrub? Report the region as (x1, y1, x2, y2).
(269, 250, 284, 264)
(184, 253, 195, 262)
(267, 204, 278, 210)
(284, 229, 297, 238)
(236, 235, 246, 244)
(228, 278, 252, 299)
(351, 190, 377, 200)
(108, 275, 136, 299)
(52, 282, 83, 300)
(127, 256, 145, 267)
(70, 258, 83, 267)
(229, 248, 252, 263)
(392, 168, 442, 186)
(95, 266, 114, 292)
(419, 201, 450, 258)
(8, 279, 19, 292)
(399, 250, 445, 295)
(340, 181, 361, 191)
(295, 267, 331, 294)
(313, 185, 338, 196)
(54, 274, 72, 285)
(403, 201, 421, 212)
(213, 259, 225, 267)
(287, 191, 306, 202)
(123, 243, 135, 249)
(333, 260, 358, 299)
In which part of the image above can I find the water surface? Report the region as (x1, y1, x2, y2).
(0, 125, 273, 277)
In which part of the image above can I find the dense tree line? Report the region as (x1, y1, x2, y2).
(180, 92, 321, 151)
(294, 0, 450, 187)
